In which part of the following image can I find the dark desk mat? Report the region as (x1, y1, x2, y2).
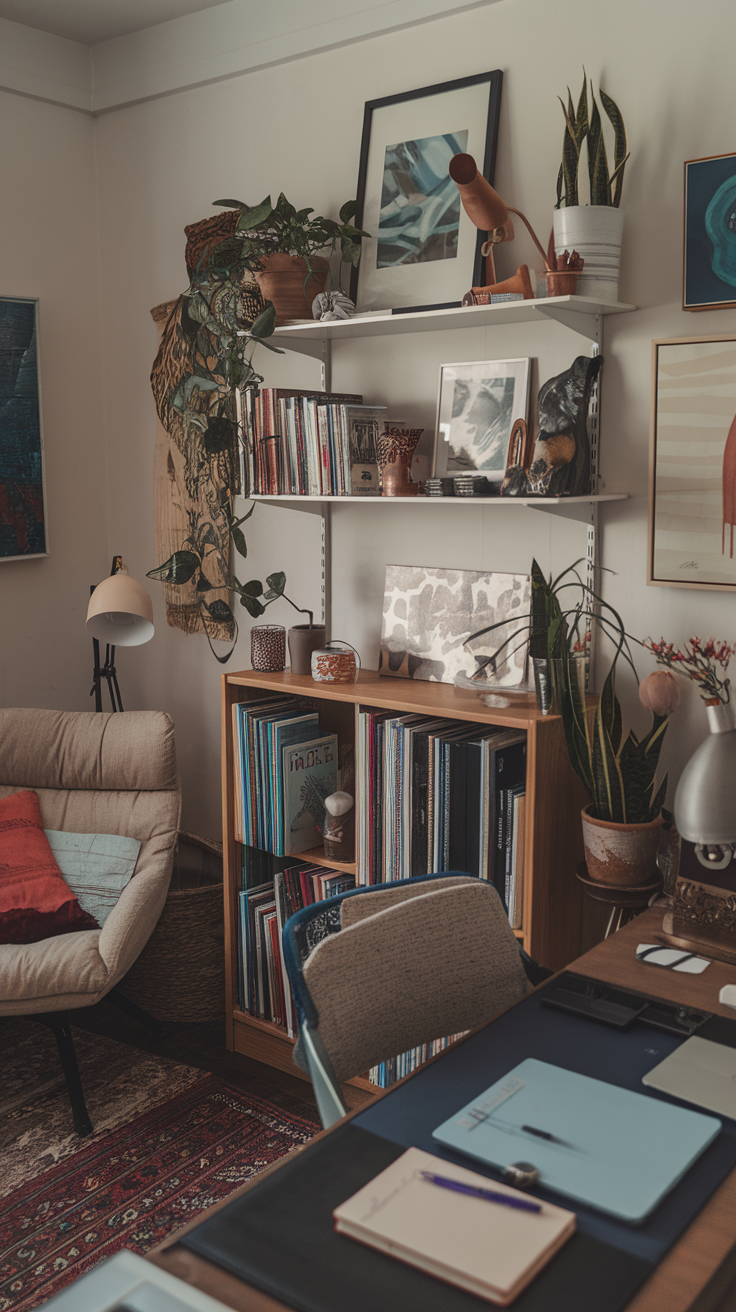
(354, 975, 736, 1264)
(181, 1124, 651, 1312)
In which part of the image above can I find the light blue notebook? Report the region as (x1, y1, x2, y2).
(432, 1058, 721, 1223)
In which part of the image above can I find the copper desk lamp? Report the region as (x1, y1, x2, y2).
(448, 153, 581, 301)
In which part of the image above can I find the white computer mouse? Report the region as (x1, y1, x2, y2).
(718, 984, 736, 1011)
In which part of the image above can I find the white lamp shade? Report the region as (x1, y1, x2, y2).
(86, 572, 154, 647)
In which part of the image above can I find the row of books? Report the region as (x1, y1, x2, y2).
(356, 711, 527, 927)
(240, 387, 384, 497)
(237, 846, 355, 1035)
(368, 1034, 465, 1088)
(232, 695, 338, 856)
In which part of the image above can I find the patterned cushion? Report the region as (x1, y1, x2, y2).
(0, 791, 99, 944)
(45, 831, 141, 927)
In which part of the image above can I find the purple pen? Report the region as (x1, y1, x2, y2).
(418, 1170, 542, 1213)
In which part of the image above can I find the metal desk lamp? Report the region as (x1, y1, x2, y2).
(86, 555, 154, 711)
(673, 701, 736, 871)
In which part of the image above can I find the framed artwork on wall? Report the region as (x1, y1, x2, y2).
(0, 297, 47, 561)
(350, 70, 503, 314)
(432, 357, 531, 483)
(684, 152, 736, 311)
(649, 334, 736, 591)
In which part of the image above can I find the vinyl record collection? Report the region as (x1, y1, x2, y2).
(356, 710, 526, 926)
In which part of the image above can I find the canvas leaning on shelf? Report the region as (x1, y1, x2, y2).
(379, 564, 530, 685)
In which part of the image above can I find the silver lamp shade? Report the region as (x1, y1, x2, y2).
(673, 702, 736, 867)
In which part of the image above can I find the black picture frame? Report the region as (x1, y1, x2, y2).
(350, 71, 503, 314)
(684, 152, 736, 312)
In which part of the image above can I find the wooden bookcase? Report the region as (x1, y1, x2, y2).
(221, 668, 591, 1098)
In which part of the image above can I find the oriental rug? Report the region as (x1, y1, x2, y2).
(0, 1019, 318, 1312)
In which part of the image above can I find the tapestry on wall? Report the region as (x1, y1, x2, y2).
(149, 210, 263, 637)
(379, 564, 530, 684)
(0, 297, 47, 561)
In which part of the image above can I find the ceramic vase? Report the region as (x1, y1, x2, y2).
(287, 624, 326, 675)
(377, 426, 423, 496)
(581, 805, 664, 886)
(553, 207, 625, 303)
(256, 254, 328, 326)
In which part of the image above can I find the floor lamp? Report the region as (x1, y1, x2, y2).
(86, 556, 154, 711)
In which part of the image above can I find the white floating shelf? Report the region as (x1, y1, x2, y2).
(251, 493, 629, 506)
(273, 295, 636, 350)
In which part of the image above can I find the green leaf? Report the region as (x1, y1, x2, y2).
(239, 593, 265, 618)
(196, 571, 214, 591)
(600, 87, 627, 206)
(591, 684, 626, 820)
(231, 525, 248, 558)
(237, 197, 273, 230)
(574, 69, 589, 143)
(598, 665, 623, 753)
(212, 198, 248, 209)
(249, 302, 277, 339)
(203, 598, 235, 623)
(265, 570, 286, 596)
(242, 578, 263, 597)
(339, 199, 358, 223)
(558, 651, 595, 800)
(588, 90, 611, 204)
(146, 550, 200, 585)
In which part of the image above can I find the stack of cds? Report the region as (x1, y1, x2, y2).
(424, 477, 455, 496)
(453, 473, 494, 497)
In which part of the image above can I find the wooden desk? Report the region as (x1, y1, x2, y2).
(151, 908, 736, 1312)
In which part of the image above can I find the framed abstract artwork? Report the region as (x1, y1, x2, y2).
(379, 564, 530, 685)
(684, 152, 736, 311)
(432, 358, 531, 483)
(0, 296, 47, 560)
(350, 71, 503, 314)
(649, 335, 736, 591)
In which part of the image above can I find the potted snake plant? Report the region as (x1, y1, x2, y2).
(552, 72, 629, 302)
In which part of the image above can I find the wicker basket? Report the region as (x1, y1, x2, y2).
(121, 831, 224, 1023)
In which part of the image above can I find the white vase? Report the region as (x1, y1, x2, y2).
(553, 206, 625, 303)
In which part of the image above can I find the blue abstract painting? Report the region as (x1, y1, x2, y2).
(377, 130, 468, 268)
(0, 297, 46, 559)
(685, 153, 736, 310)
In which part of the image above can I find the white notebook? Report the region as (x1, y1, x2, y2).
(333, 1147, 576, 1306)
(643, 1036, 736, 1120)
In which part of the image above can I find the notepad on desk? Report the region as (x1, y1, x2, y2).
(333, 1146, 576, 1307)
(432, 1058, 721, 1223)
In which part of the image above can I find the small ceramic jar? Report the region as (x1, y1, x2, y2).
(311, 640, 361, 684)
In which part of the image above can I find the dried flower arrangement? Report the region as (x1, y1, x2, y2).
(644, 637, 736, 706)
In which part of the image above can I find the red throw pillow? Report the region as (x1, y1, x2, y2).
(0, 790, 99, 944)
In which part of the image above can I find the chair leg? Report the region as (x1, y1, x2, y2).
(105, 985, 165, 1038)
(33, 1012, 93, 1138)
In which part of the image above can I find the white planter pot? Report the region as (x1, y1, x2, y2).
(553, 206, 625, 303)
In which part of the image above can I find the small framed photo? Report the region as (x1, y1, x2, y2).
(684, 152, 736, 311)
(433, 358, 532, 483)
(350, 71, 503, 314)
(649, 334, 736, 590)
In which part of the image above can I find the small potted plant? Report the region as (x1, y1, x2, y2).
(212, 193, 370, 325)
(552, 71, 629, 302)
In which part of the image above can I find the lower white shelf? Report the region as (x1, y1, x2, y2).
(250, 492, 629, 507)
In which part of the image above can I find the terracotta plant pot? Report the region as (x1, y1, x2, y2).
(256, 254, 328, 326)
(581, 804, 664, 887)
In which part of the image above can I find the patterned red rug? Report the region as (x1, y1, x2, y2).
(0, 1070, 318, 1311)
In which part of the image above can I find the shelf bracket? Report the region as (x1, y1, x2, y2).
(533, 305, 599, 341)
(274, 336, 332, 392)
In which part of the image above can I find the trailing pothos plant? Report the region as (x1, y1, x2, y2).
(556, 70, 629, 209)
(147, 225, 312, 659)
(464, 559, 673, 824)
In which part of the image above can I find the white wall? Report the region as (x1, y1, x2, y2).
(4, 0, 736, 837)
(0, 89, 107, 713)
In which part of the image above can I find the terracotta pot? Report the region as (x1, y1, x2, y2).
(545, 269, 580, 297)
(581, 804, 664, 886)
(255, 254, 328, 325)
(377, 426, 423, 496)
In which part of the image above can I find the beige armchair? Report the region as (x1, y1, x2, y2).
(0, 708, 180, 1135)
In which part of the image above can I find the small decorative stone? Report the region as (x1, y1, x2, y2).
(312, 291, 356, 321)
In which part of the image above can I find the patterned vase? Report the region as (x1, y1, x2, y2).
(377, 426, 423, 497)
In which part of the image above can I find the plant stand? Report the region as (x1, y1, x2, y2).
(576, 863, 661, 938)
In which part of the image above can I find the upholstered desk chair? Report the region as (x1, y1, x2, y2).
(282, 873, 531, 1128)
(0, 708, 180, 1136)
